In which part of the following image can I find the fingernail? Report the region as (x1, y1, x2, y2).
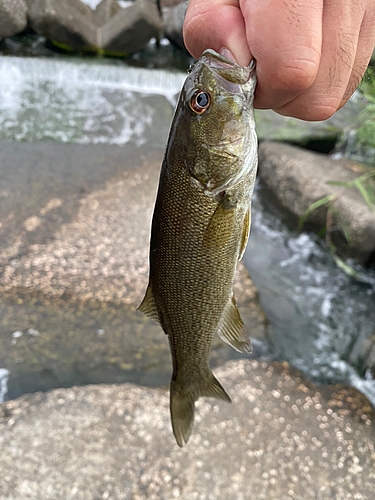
(219, 47, 237, 63)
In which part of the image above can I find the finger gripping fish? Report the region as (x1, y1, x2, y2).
(138, 50, 258, 446)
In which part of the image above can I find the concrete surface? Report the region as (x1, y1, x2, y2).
(100, 0, 163, 55)
(0, 359, 374, 500)
(162, 1, 187, 50)
(0, 140, 267, 399)
(28, 0, 163, 54)
(28, 0, 98, 50)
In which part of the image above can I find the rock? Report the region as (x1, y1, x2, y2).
(94, 0, 121, 27)
(0, 0, 28, 40)
(162, 0, 188, 50)
(0, 140, 267, 399)
(160, 0, 183, 6)
(255, 95, 367, 150)
(28, 0, 97, 50)
(0, 359, 374, 499)
(258, 142, 375, 266)
(255, 90, 375, 165)
(100, 0, 163, 55)
(27, 0, 163, 54)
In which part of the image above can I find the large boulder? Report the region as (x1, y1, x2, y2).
(162, 0, 188, 50)
(0, 359, 374, 499)
(27, 0, 163, 54)
(100, 0, 163, 55)
(94, 0, 121, 27)
(0, 0, 28, 40)
(258, 141, 375, 266)
(255, 91, 375, 166)
(28, 0, 97, 50)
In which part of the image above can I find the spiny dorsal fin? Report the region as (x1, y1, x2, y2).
(137, 284, 160, 325)
(218, 296, 252, 353)
(239, 208, 251, 261)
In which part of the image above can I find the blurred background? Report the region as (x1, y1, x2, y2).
(0, 1, 375, 498)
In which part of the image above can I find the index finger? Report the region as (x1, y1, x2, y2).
(240, 0, 323, 110)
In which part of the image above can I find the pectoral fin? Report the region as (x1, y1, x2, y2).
(218, 296, 252, 353)
(203, 194, 235, 249)
(239, 209, 251, 261)
(137, 284, 160, 325)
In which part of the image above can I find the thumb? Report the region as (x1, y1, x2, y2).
(183, 0, 252, 66)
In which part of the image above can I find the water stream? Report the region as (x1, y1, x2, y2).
(0, 53, 374, 405)
(0, 55, 185, 144)
(245, 186, 375, 404)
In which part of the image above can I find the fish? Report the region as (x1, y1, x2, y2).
(138, 49, 258, 446)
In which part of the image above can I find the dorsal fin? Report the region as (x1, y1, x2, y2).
(218, 296, 252, 353)
(137, 284, 160, 325)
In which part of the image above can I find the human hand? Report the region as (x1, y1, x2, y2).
(183, 0, 375, 121)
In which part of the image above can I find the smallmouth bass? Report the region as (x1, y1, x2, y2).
(139, 50, 258, 446)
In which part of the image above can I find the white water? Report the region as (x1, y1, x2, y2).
(0, 369, 10, 403)
(244, 187, 375, 405)
(0, 56, 185, 145)
(80, 0, 132, 9)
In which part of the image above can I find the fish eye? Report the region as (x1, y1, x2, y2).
(190, 90, 211, 114)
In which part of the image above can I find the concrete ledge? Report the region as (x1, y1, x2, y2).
(0, 359, 374, 499)
(27, 0, 163, 54)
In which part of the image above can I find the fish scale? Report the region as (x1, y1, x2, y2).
(138, 50, 258, 446)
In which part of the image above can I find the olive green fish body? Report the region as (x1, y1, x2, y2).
(139, 50, 258, 446)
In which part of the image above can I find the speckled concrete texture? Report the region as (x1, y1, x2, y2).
(0, 359, 374, 500)
(0, 140, 268, 397)
(0, 142, 164, 303)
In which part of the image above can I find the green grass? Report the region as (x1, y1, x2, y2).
(299, 170, 375, 278)
(357, 66, 375, 157)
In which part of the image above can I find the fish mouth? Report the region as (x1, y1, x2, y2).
(200, 49, 256, 85)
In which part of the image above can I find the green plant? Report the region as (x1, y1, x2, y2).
(299, 171, 375, 277)
(357, 66, 375, 153)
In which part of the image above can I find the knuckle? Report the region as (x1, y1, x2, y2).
(276, 97, 340, 121)
(271, 58, 319, 93)
(264, 42, 321, 93)
(306, 106, 337, 122)
(298, 103, 338, 122)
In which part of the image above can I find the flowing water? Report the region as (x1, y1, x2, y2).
(0, 52, 374, 405)
(0, 55, 186, 145)
(245, 187, 375, 404)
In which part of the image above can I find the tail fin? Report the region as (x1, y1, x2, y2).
(170, 370, 231, 447)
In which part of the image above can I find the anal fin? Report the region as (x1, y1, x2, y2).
(137, 284, 160, 325)
(218, 296, 252, 353)
(239, 208, 251, 261)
